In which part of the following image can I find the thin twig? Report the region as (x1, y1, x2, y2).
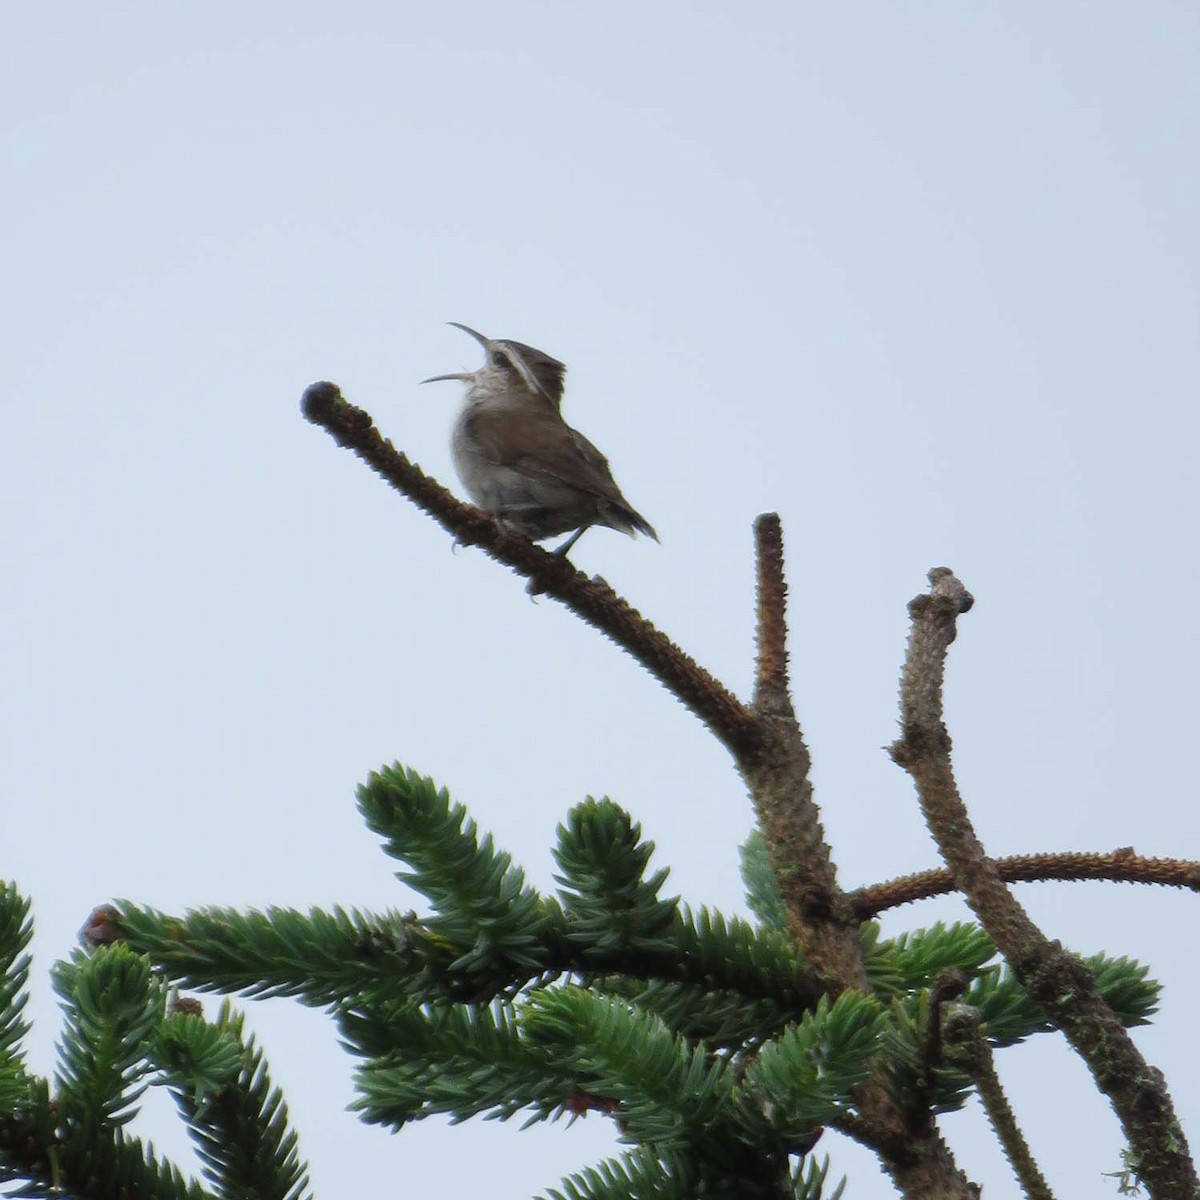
(912, 968, 968, 1119)
(942, 1004, 1055, 1200)
(890, 568, 1196, 1200)
(850, 849, 1200, 918)
(301, 382, 759, 757)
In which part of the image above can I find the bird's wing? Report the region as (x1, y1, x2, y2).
(564, 427, 658, 540)
(466, 406, 630, 507)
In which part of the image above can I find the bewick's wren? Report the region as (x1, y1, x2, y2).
(422, 323, 657, 556)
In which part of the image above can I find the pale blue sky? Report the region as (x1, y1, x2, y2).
(4, 4, 1198, 1196)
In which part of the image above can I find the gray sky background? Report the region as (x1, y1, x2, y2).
(4, 4, 1198, 1196)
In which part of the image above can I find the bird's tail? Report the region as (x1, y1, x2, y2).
(608, 503, 658, 542)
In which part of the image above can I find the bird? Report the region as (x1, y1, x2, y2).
(421, 322, 658, 557)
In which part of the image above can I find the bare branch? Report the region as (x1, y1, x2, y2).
(942, 1004, 1055, 1200)
(850, 848, 1200, 918)
(302, 382, 758, 757)
(741, 514, 862, 973)
(738, 542, 977, 1198)
(753, 513, 792, 715)
(890, 567, 1197, 1200)
(738, 514, 859, 985)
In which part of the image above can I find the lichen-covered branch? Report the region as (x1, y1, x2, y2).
(889, 568, 1196, 1200)
(850, 848, 1200, 918)
(942, 1004, 1054, 1200)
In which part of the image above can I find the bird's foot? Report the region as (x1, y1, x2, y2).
(550, 526, 590, 558)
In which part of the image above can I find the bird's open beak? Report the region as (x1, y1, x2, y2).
(420, 323, 491, 383)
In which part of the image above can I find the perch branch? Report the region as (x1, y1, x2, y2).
(889, 567, 1196, 1200)
(850, 848, 1200, 918)
(301, 382, 758, 757)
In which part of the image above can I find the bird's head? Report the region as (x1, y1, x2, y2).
(421, 322, 566, 406)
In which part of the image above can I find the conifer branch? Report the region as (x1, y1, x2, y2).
(734, 540, 978, 1196)
(0, 884, 33, 1071)
(911, 968, 967, 1118)
(301, 383, 759, 757)
(889, 568, 1197, 1199)
(52, 947, 167, 1128)
(105, 899, 825, 1020)
(941, 1004, 1054, 1200)
(743, 992, 887, 1142)
(553, 798, 678, 956)
(539, 1147, 695, 1200)
(964, 950, 1158, 1049)
(344, 999, 573, 1128)
(0, 1098, 212, 1200)
(790, 1155, 847, 1200)
(164, 1001, 312, 1200)
(738, 516, 861, 988)
(301, 387, 857, 988)
(109, 902, 424, 1008)
(850, 849, 1200, 917)
(878, 922, 996, 994)
(753, 513, 791, 716)
(523, 988, 737, 1150)
(14, 946, 308, 1200)
(300, 385, 1153, 1197)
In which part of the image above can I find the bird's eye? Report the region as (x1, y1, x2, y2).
(492, 352, 510, 369)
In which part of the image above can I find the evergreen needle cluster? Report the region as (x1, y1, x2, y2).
(0, 767, 1159, 1199)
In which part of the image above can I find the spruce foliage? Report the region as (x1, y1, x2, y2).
(1, 767, 1162, 1198)
(0, 883, 311, 1199)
